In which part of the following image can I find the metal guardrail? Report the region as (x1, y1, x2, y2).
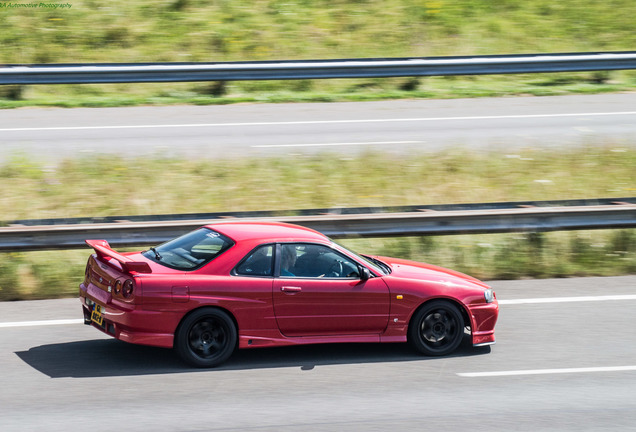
(2, 52, 636, 85)
(10, 197, 634, 227)
(1, 199, 635, 252)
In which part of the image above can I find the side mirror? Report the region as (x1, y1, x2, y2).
(359, 266, 371, 281)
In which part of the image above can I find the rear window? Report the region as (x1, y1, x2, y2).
(142, 228, 233, 270)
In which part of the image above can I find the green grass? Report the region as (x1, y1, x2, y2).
(1, 74, 634, 109)
(2, 146, 636, 221)
(1, 146, 635, 300)
(2, 0, 636, 107)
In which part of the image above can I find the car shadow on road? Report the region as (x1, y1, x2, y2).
(16, 334, 491, 378)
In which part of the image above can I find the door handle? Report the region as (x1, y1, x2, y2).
(281, 286, 302, 293)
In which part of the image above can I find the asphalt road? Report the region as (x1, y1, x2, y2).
(1, 93, 636, 163)
(1, 276, 635, 431)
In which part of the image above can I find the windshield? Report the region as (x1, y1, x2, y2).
(332, 241, 390, 275)
(142, 228, 234, 270)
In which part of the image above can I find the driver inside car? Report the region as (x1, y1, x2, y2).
(280, 245, 297, 276)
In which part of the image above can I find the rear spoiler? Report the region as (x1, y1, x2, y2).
(86, 240, 152, 274)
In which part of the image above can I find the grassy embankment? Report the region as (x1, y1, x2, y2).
(1, 147, 635, 301)
(1, 0, 636, 107)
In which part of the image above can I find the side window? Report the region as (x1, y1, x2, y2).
(280, 244, 360, 278)
(235, 245, 274, 277)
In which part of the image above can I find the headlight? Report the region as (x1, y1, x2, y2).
(484, 289, 495, 303)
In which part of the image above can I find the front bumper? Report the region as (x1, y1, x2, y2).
(468, 300, 499, 347)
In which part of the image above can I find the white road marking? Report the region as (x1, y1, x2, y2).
(0, 319, 83, 328)
(458, 366, 636, 378)
(1, 111, 635, 132)
(498, 294, 636, 305)
(252, 141, 421, 148)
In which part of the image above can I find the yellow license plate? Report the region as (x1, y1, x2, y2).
(91, 304, 104, 326)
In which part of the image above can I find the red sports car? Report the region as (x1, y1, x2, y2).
(80, 222, 498, 367)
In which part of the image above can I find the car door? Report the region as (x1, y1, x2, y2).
(272, 243, 390, 337)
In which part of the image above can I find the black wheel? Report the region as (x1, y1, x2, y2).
(408, 300, 464, 356)
(175, 308, 237, 367)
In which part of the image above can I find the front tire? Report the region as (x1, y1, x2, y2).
(409, 300, 464, 356)
(175, 308, 237, 367)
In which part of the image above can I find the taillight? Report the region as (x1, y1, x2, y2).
(122, 279, 134, 298)
(114, 280, 122, 295)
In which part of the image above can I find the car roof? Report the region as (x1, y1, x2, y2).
(203, 221, 330, 244)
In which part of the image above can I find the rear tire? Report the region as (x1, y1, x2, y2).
(409, 300, 464, 356)
(175, 308, 237, 368)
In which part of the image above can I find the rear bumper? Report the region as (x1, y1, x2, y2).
(80, 283, 174, 349)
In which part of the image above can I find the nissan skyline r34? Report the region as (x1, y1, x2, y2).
(80, 222, 498, 367)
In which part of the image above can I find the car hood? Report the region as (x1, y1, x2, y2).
(375, 256, 491, 289)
